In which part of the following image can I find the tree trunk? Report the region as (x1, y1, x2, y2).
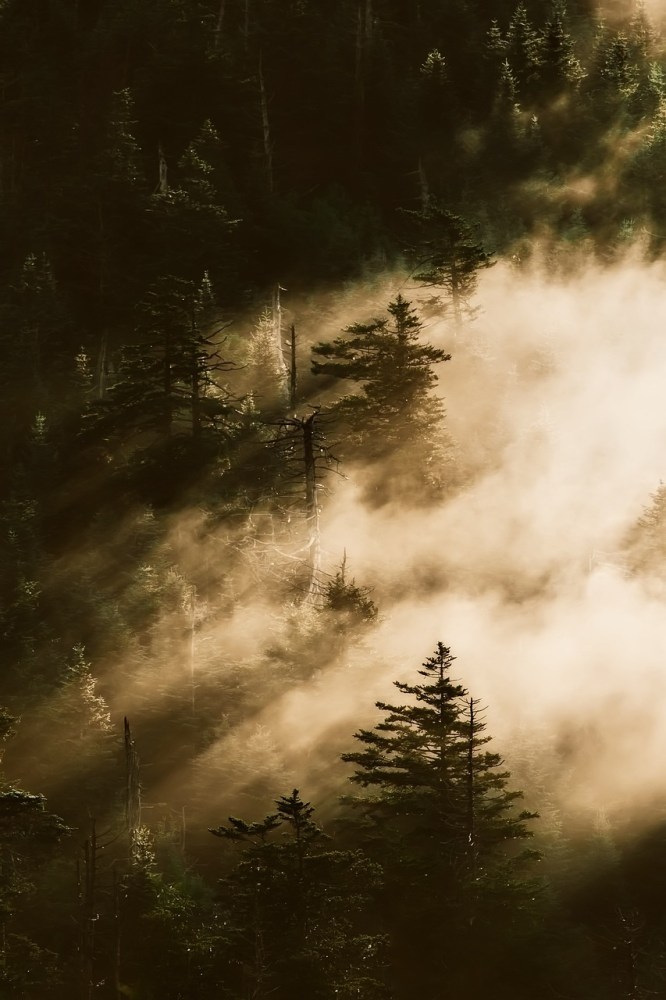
(190, 333, 201, 438)
(243, 0, 251, 49)
(418, 158, 430, 212)
(96, 331, 108, 400)
(272, 284, 288, 393)
(288, 324, 297, 410)
(302, 413, 321, 601)
(450, 256, 463, 329)
(157, 142, 168, 194)
(258, 52, 274, 193)
(163, 329, 173, 436)
(214, 0, 225, 49)
(124, 718, 141, 857)
(355, 5, 365, 164)
(112, 864, 121, 1000)
(80, 818, 97, 1000)
(355, 0, 373, 164)
(188, 585, 197, 713)
(466, 698, 476, 852)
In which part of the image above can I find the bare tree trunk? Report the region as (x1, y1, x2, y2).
(450, 257, 463, 329)
(243, 0, 251, 49)
(355, 5, 365, 163)
(124, 718, 141, 858)
(466, 698, 476, 853)
(213, 0, 225, 49)
(96, 331, 108, 399)
(163, 329, 173, 436)
(112, 864, 121, 1000)
(188, 585, 197, 714)
(180, 805, 187, 855)
(355, 0, 373, 165)
(258, 52, 274, 193)
(272, 284, 288, 393)
(80, 818, 97, 1000)
(365, 0, 373, 43)
(190, 333, 201, 438)
(288, 324, 297, 410)
(157, 142, 168, 193)
(302, 413, 321, 601)
(418, 158, 430, 212)
(617, 908, 643, 1000)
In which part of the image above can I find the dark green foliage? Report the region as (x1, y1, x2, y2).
(0, 711, 69, 994)
(506, 2, 544, 100)
(1, 1, 666, 995)
(117, 826, 227, 999)
(211, 789, 388, 999)
(539, 2, 586, 95)
(626, 482, 666, 579)
(341, 642, 540, 998)
(312, 294, 455, 501)
(323, 559, 378, 628)
(405, 204, 495, 324)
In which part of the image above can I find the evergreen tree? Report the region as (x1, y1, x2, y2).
(625, 482, 666, 580)
(245, 305, 288, 411)
(88, 272, 238, 499)
(211, 789, 387, 999)
(341, 642, 539, 999)
(24, 644, 118, 825)
(0, 709, 69, 996)
(312, 294, 454, 501)
(147, 119, 238, 285)
(491, 57, 525, 154)
(404, 203, 495, 326)
(0, 253, 71, 465)
(118, 825, 224, 999)
(505, 2, 544, 102)
(539, 2, 586, 97)
(628, 0, 654, 66)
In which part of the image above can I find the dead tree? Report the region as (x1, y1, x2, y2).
(302, 412, 320, 600)
(78, 817, 98, 1000)
(123, 718, 141, 858)
(77, 818, 120, 1000)
(213, 0, 225, 49)
(269, 409, 339, 602)
(354, 0, 374, 164)
(288, 324, 297, 411)
(157, 142, 168, 194)
(258, 52, 274, 193)
(271, 283, 288, 393)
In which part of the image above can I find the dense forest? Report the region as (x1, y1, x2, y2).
(4, 0, 666, 997)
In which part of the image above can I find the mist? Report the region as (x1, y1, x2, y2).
(169, 249, 666, 824)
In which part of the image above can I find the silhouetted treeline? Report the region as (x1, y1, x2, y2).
(2, 0, 666, 997)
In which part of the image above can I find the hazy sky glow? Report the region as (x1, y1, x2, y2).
(93, 251, 666, 824)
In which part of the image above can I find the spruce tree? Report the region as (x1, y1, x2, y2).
(89, 272, 237, 487)
(210, 789, 387, 999)
(539, 2, 586, 97)
(404, 203, 495, 326)
(341, 642, 539, 999)
(505, 2, 544, 102)
(0, 709, 69, 995)
(311, 294, 455, 500)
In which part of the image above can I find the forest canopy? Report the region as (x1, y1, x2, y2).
(2, 1, 666, 998)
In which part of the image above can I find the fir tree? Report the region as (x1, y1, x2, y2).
(539, 1, 586, 97)
(505, 2, 544, 102)
(404, 203, 495, 326)
(211, 789, 387, 999)
(341, 642, 539, 998)
(312, 294, 454, 500)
